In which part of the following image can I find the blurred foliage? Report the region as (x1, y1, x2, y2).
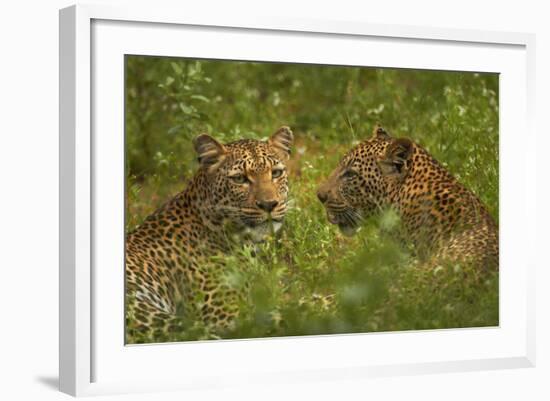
(125, 56, 499, 342)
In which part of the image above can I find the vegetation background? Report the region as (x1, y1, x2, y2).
(125, 56, 499, 342)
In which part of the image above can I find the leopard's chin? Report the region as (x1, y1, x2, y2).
(326, 211, 359, 237)
(243, 219, 283, 243)
(338, 224, 358, 237)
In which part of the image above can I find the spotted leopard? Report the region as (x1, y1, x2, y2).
(317, 125, 498, 270)
(126, 126, 294, 341)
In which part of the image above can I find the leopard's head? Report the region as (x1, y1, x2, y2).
(193, 126, 294, 241)
(316, 125, 413, 236)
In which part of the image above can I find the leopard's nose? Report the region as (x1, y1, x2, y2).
(256, 200, 278, 212)
(317, 190, 328, 204)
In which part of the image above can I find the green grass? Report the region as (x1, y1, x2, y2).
(125, 56, 499, 342)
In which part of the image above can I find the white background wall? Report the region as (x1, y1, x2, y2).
(0, 0, 547, 399)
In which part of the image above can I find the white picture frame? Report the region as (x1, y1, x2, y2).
(59, 3, 536, 397)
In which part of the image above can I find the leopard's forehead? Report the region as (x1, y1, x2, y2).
(225, 139, 272, 155)
(341, 137, 390, 166)
(225, 139, 281, 171)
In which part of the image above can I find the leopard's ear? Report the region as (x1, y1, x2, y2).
(193, 134, 226, 170)
(268, 126, 294, 160)
(377, 137, 413, 179)
(372, 124, 391, 140)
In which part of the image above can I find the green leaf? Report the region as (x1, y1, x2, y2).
(167, 125, 182, 135)
(179, 103, 194, 114)
(170, 62, 183, 74)
(190, 95, 210, 103)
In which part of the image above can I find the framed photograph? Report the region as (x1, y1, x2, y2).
(59, 4, 536, 396)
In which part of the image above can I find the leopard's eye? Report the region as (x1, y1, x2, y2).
(342, 170, 358, 179)
(230, 174, 248, 184)
(271, 168, 284, 179)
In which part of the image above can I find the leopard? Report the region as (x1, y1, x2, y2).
(125, 126, 294, 342)
(316, 125, 498, 271)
